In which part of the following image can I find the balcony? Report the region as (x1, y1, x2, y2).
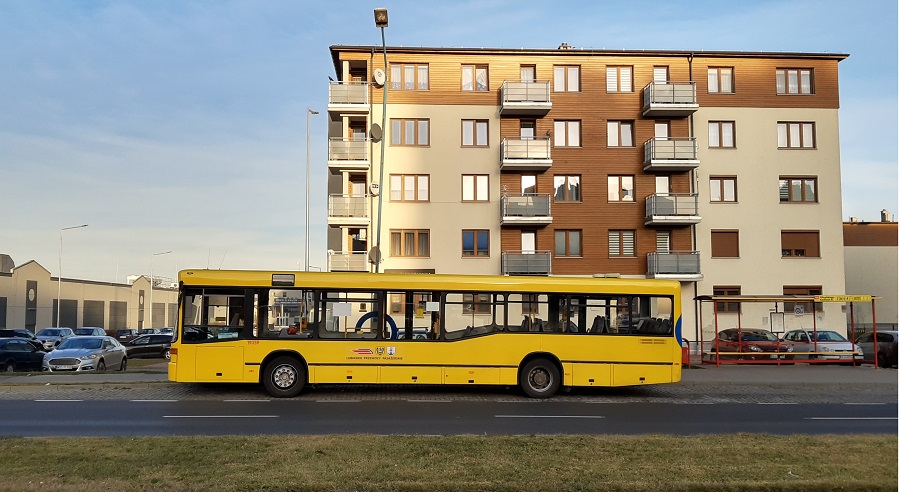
(501, 195, 552, 226)
(328, 81, 369, 112)
(644, 194, 702, 226)
(641, 82, 698, 117)
(327, 251, 369, 272)
(328, 138, 370, 170)
(502, 251, 552, 276)
(499, 80, 552, 116)
(647, 251, 702, 280)
(643, 138, 700, 172)
(500, 137, 552, 170)
(327, 194, 370, 226)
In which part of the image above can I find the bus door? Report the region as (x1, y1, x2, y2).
(181, 288, 246, 381)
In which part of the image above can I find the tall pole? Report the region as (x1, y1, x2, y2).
(374, 8, 389, 273)
(57, 224, 88, 328)
(149, 250, 172, 329)
(306, 108, 319, 272)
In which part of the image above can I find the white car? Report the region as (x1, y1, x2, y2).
(782, 330, 862, 362)
(42, 336, 127, 372)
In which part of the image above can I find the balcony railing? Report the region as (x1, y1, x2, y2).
(501, 137, 552, 170)
(327, 251, 369, 272)
(641, 82, 698, 117)
(502, 251, 552, 276)
(328, 138, 370, 166)
(328, 194, 369, 221)
(644, 193, 701, 225)
(500, 80, 552, 115)
(501, 195, 552, 225)
(328, 81, 369, 109)
(647, 251, 702, 279)
(643, 137, 699, 171)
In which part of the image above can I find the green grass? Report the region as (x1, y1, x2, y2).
(0, 434, 895, 491)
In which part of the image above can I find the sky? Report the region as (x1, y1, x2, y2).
(0, 0, 896, 283)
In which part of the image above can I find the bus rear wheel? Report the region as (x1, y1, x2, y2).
(519, 358, 560, 399)
(263, 356, 306, 398)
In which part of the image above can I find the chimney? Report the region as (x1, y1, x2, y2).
(558, 42, 572, 50)
(881, 209, 893, 222)
(848, 217, 860, 223)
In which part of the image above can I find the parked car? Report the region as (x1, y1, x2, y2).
(35, 327, 75, 351)
(74, 327, 107, 337)
(708, 328, 793, 360)
(115, 329, 138, 342)
(42, 336, 127, 372)
(124, 334, 173, 360)
(781, 330, 862, 362)
(854, 330, 899, 368)
(159, 327, 175, 336)
(0, 337, 46, 372)
(139, 328, 164, 335)
(0, 329, 43, 350)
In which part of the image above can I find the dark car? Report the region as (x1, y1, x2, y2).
(854, 330, 898, 368)
(115, 329, 138, 342)
(0, 329, 43, 350)
(124, 334, 173, 360)
(708, 328, 793, 360)
(0, 337, 46, 372)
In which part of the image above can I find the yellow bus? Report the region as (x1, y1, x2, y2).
(170, 270, 683, 398)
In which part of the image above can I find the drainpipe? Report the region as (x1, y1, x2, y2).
(688, 52, 700, 346)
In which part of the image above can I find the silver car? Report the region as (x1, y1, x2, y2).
(42, 336, 127, 372)
(782, 329, 862, 361)
(36, 327, 75, 350)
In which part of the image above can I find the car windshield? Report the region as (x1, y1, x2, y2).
(809, 331, 848, 342)
(741, 331, 777, 342)
(75, 329, 94, 335)
(37, 329, 62, 337)
(58, 338, 102, 350)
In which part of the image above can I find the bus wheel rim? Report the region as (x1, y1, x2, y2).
(529, 368, 551, 391)
(272, 364, 297, 389)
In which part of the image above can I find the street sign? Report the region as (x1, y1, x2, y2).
(813, 295, 872, 303)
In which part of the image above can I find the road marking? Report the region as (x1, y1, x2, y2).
(805, 417, 897, 420)
(843, 402, 887, 406)
(407, 400, 451, 403)
(315, 400, 360, 403)
(757, 402, 798, 405)
(163, 415, 279, 418)
(223, 399, 270, 402)
(131, 399, 178, 402)
(35, 399, 82, 402)
(495, 415, 605, 419)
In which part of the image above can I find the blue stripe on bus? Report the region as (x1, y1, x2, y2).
(675, 316, 682, 342)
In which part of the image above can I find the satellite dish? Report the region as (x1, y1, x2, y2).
(373, 68, 386, 87)
(369, 183, 380, 196)
(370, 123, 383, 142)
(368, 247, 382, 265)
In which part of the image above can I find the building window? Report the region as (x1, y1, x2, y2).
(390, 175, 429, 202)
(713, 286, 741, 313)
(709, 121, 735, 148)
(553, 120, 581, 147)
(390, 118, 430, 146)
(390, 63, 429, 90)
(779, 177, 818, 203)
(462, 175, 489, 202)
(777, 122, 815, 149)
(462, 230, 490, 257)
(709, 177, 737, 203)
(461, 120, 489, 147)
(608, 175, 635, 202)
(608, 230, 635, 257)
(553, 65, 580, 92)
(606, 66, 633, 93)
(781, 231, 820, 258)
(553, 175, 581, 202)
(607, 121, 634, 147)
(463, 293, 492, 315)
(461, 65, 489, 92)
(783, 286, 823, 313)
(390, 230, 430, 257)
(707, 67, 734, 94)
(555, 230, 582, 257)
(711, 230, 739, 258)
(776, 68, 814, 94)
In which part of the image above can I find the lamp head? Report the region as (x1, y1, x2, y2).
(374, 8, 388, 28)
(308, 108, 319, 115)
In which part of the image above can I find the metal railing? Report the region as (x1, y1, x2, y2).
(501, 80, 551, 104)
(502, 251, 552, 275)
(501, 194, 551, 218)
(328, 194, 369, 218)
(645, 193, 699, 217)
(642, 81, 697, 106)
(327, 251, 369, 272)
(328, 81, 369, 106)
(328, 138, 369, 161)
(647, 251, 701, 275)
(644, 137, 698, 162)
(501, 137, 551, 160)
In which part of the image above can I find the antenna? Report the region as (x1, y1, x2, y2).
(219, 251, 227, 269)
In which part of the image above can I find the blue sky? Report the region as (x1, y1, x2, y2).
(0, 0, 896, 282)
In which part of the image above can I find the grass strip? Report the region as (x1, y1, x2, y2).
(0, 434, 894, 491)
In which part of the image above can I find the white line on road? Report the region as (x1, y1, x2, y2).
(131, 400, 178, 402)
(315, 400, 361, 403)
(805, 417, 897, 420)
(495, 415, 605, 419)
(757, 402, 798, 405)
(223, 399, 270, 402)
(163, 415, 279, 418)
(35, 399, 82, 402)
(843, 402, 887, 406)
(407, 400, 452, 403)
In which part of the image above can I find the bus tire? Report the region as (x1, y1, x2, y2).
(263, 356, 306, 398)
(519, 358, 560, 399)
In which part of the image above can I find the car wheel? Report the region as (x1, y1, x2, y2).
(164, 348, 171, 361)
(263, 356, 306, 398)
(519, 358, 560, 399)
(97, 360, 106, 372)
(3, 362, 14, 373)
(119, 358, 128, 371)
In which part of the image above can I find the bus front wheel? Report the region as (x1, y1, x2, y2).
(263, 356, 306, 398)
(519, 359, 560, 399)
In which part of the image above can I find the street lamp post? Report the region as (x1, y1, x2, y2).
(57, 224, 88, 328)
(149, 250, 172, 329)
(306, 108, 319, 272)
(373, 7, 388, 273)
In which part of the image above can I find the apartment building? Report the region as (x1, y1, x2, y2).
(843, 215, 898, 329)
(325, 45, 848, 341)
